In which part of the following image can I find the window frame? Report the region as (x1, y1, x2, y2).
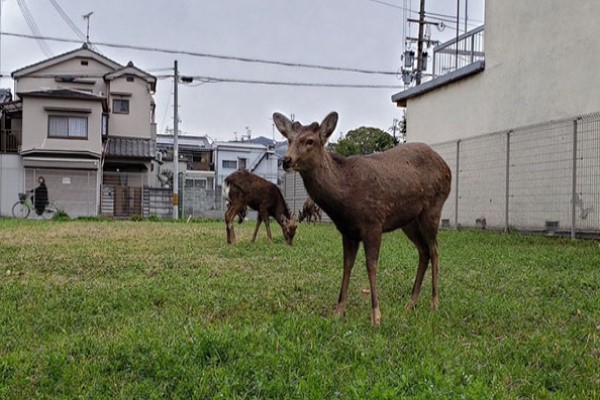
(112, 98, 130, 114)
(222, 160, 237, 169)
(47, 115, 89, 139)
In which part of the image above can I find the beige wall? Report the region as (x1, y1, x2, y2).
(21, 97, 103, 156)
(408, 73, 486, 143)
(15, 57, 111, 97)
(405, 0, 600, 144)
(108, 75, 154, 139)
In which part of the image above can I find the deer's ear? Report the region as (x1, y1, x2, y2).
(319, 112, 338, 142)
(273, 112, 295, 139)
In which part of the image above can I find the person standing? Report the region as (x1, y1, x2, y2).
(33, 176, 49, 216)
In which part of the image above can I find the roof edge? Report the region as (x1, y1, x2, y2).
(392, 60, 485, 107)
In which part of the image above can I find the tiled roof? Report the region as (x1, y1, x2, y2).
(18, 89, 105, 101)
(105, 137, 155, 159)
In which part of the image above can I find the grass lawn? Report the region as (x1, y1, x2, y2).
(0, 218, 599, 399)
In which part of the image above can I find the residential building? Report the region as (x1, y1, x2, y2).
(213, 141, 279, 192)
(392, 1, 600, 143)
(0, 44, 158, 218)
(390, 0, 600, 235)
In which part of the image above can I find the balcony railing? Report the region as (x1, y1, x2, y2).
(0, 130, 21, 153)
(432, 25, 485, 79)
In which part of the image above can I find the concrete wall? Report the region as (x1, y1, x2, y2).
(0, 155, 25, 217)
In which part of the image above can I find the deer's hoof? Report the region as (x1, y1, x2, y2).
(404, 300, 417, 312)
(334, 304, 346, 317)
(431, 297, 439, 311)
(371, 308, 381, 327)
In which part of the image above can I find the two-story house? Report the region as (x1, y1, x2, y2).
(0, 44, 157, 218)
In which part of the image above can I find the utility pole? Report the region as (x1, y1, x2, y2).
(172, 60, 179, 219)
(464, 0, 468, 33)
(455, 0, 460, 70)
(415, 0, 426, 85)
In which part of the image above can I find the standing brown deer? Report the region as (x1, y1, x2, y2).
(298, 197, 322, 223)
(224, 170, 297, 245)
(273, 111, 451, 326)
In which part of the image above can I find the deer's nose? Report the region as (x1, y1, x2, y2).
(282, 157, 292, 170)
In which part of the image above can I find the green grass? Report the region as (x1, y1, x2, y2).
(0, 219, 599, 399)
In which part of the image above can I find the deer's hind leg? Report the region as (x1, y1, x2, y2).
(419, 210, 442, 310)
(225, 204, 242, 244)
(401, 220, 431, 311)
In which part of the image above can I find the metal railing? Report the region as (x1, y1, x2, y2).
(432, 25, 485, 78)
(0, 130, 21, 153)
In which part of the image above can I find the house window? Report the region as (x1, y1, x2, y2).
(222, 160, 237, 169)
(238, 158, 247, 170)
(48, 116, 88, 138)
(113, 99, 130, 114)
(126, 76, 134, 82)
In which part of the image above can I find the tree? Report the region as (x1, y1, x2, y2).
(334, 127, 399, 156)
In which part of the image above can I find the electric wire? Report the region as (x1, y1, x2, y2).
(161, 75, 403, 89)
(362, 0, 483, 27)
(15, 0, 53, 57)
(1, 31, 399, 76)
(48, 0, 87, 42)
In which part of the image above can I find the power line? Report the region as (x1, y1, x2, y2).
(16, 0, 53, 57)
(362, 0, 483, 27)
(1, 31, 399, 76)
(161, 75, 404, 89)
(48, 0, 86, 42)
(18, 72, 402, 89)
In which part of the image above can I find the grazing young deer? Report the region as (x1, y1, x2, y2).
(298, 197, 322, 223)
(273, 111, 451, 326)
(224, 170, 297, 245)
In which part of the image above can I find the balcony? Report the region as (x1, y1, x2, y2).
(432, 25, 485, 78)
(0, 130, 21, 154)
(392, 25, 485, 107)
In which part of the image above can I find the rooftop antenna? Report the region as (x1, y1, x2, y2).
(82, 11, 93, 44)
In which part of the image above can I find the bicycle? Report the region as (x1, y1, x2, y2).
(12, 192, 64, 219)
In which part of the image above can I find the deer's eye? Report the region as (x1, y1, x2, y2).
(306, 139, 314, 146)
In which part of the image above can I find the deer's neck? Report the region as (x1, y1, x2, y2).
(273, 193, 292, 225)
(301, 153, 347, 206)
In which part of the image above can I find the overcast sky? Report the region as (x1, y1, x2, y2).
(0, 0, 484, 142)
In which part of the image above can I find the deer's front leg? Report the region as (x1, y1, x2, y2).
(335, 236, 359, 317)
(363, 233, 382, 327)
(251, 215, 262, 242)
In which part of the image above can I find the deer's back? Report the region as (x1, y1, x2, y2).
(307, 143, 451, 237)
(225, 170, 286, 213)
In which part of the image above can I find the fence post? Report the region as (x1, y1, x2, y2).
(455, 140, 460, 229)
(571, 118, 579, 239)
(505, 131, 511, 232)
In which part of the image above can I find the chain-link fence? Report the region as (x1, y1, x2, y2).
(431, 112, 600, 237)
(180, 187, 224, 219)
(279, 112, 600, 238)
